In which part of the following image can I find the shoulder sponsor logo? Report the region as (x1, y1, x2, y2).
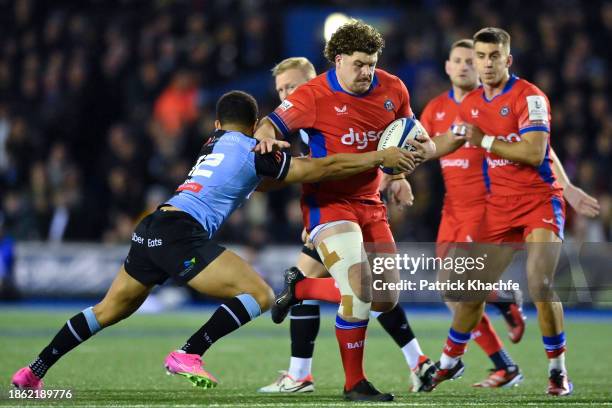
(526, 95, 548, 122)
(384, 99, 395, 111)
(279, 100, 293, 112)
(471, 108, 479, 118)
(435, 111, 446, 121)
(334, 104, 348, 114)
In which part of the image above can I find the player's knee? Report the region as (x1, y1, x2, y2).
(92, 301, 125, 327)
(459, 301, 485, 315)
(371, 300, 397, 313)
(338, 295, 371, 320)
(249, 284, 274, 312)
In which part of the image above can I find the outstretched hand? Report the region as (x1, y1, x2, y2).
(564, 184, 600, 217)
(253, 137, 290, 154)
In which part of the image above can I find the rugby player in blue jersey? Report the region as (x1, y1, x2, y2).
(11, 90, 419, 390)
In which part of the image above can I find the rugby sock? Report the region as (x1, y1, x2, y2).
(29, 307, 102, 379)
(181, 294, 261, 356)
(471, 314, 515, 369)
(295, 277, 341, 303)
(440, 328, 470, 369)
(288, 302, 320, 379)
(543, 332, 567, 373)
(288, 357, 312, 381)
(335, 315, 368, 390)
(374, 304, 423, 369)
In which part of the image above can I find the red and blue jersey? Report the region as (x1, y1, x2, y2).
(420, 89, 487, 204)
(458, 75, 562, 196)
(267, 68, 413, 202)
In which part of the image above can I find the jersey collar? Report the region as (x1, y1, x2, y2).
(482, 74, 518, 102)
(448, 88, 460, 104)
(326, 68, 379, 97)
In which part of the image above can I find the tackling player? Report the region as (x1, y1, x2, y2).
(10, 91, 416, 391)
(259, 57, 433, 394)
(426, 28, 600, 396)
(254, 21, 436, 401)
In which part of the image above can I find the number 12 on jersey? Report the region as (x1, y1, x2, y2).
(188, 153, 225, 178)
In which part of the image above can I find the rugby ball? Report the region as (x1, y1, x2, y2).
(377, 117, 427, 174)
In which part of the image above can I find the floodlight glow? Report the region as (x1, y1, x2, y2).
(324, 13, 350, 42)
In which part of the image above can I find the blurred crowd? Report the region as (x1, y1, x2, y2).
(0, 0, 610, 249)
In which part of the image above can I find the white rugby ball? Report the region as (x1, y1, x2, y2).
(377, 117, 427, 174)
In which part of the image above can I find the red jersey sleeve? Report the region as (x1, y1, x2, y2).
(514, 85, 551, 135)
(267, 85, 316, 138)
(396, 78, 414, 119)
(419, 99, 435, 135)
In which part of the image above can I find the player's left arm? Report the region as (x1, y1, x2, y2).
(550, 148, 600, 217)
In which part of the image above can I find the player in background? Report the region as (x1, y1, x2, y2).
(254, 21, 436, 401)
(11, 91, 417, 391)
(426, 28, 600, 396)
(259, 57, 432, 394)
(421, 39, 524, 388)
(425, 40, 599, 387)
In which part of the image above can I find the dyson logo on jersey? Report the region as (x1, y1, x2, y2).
(440, 159, 469, 169)
(341, 128, 384, 150)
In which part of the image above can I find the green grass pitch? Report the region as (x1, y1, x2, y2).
(1, 307, 611, 407)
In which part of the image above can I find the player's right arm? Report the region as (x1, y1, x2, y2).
(253, 147, 416, 185)
(430, 130, 465, 159)
(420, 100, 463, 159)
(284, 147, 416, 183)
(550, 148, 600, 217)
(254, 85, 316, 152)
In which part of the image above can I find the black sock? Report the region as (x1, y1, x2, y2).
(182, 296, 255, 355)
(29, 308, 101, 379)
(290, 303, 320, 358)
(489, 349, 516, 370)
(377, 304, 415, 348)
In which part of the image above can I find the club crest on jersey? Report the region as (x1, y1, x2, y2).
(500, 106, 510, 116)
(384, 99, 395, 111)
(334, 105, 348, 115)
